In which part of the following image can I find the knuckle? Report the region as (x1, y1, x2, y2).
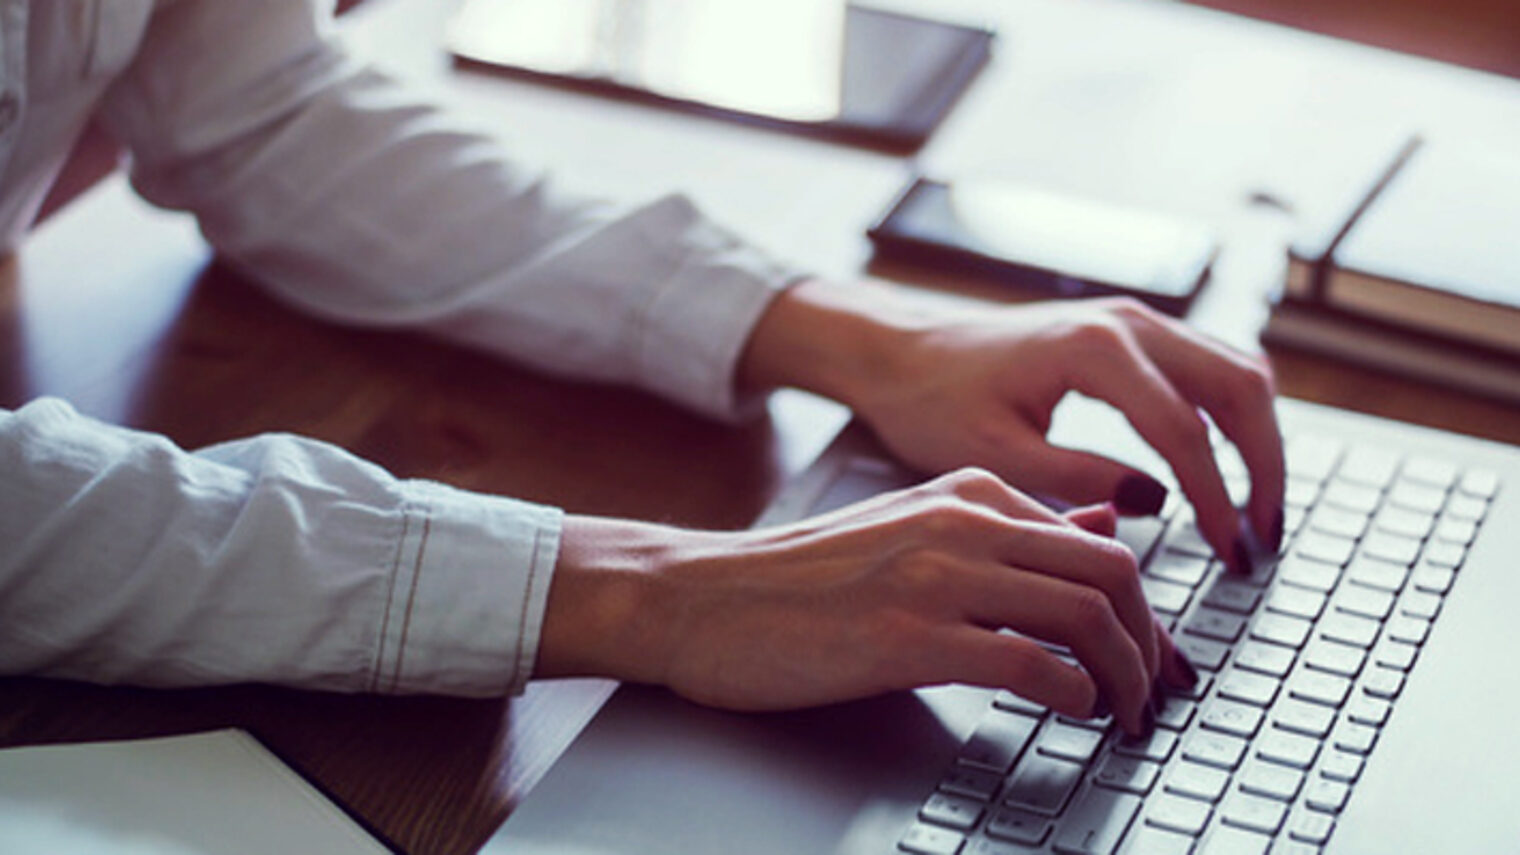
(1067, 586, 1120, 636)
(1101, 295, 1152, 321)
(1169, 409, 1212, 451)
(1068, 317, 1130, 359)
(945, 466, 1007, 501)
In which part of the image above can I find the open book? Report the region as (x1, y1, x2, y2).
(0, 730, 393, 854)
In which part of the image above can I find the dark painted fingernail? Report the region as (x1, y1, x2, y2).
(1231, 538, 1253, 576)
(1172, 649, 1200, 688)
(1269, 508, 1285, 553)
(1114, 475, 1167, 516)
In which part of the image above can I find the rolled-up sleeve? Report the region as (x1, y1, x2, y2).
(0, 398, 560, 696)
(96, 0, 805, 422)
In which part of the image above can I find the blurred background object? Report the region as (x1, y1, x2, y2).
(1185, 0, 1520, 78)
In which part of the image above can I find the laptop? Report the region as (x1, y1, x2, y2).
(483, 394, 1520, 854)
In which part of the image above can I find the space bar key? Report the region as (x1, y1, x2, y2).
(1052, 787, 1141, 855)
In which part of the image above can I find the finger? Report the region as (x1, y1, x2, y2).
(962, 563, 1153, 735)
(988, 430, 1171, 516)
(1155, 615, 1200, 691)
(925, 628, 1096, 718)
(1062, 318, 1242, 572)
(928, 467, 1069, 528)
(1119, 304, 1286, 551)
(1064, 502, 1118, 538)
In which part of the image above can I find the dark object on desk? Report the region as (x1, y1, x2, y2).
(867, 176, 1218, 315)
(1269, 137, 1520, 403)
(446, 1, 993, 152)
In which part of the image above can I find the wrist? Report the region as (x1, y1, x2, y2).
(535, 515, 702, 685)
(738, 278, 924, 412)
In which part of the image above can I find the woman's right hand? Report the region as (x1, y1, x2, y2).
(536, 468, 1196, 737)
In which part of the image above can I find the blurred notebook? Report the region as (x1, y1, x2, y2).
(1268, 136, 1520, 403)
(446, 0, 994, 151)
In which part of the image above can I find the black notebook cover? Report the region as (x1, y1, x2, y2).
(447, 3, 994, 152)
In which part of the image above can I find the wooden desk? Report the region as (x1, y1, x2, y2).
(1, 1, 1516, 853)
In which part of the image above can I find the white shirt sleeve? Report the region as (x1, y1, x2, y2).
(0, 398, 561, 696)
(96, 0, 805, 422)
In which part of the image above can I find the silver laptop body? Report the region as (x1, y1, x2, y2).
(486, 396, 1520, 855)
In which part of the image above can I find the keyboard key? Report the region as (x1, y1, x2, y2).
(993, 691, 1048, 717)
(1400, 590, 1442, 620)
(1120, 825, 1195, 855)
(921, 793, 985, 831)
(1145, 793, 1212, 836)
(1333, 585, 1394, 621)
(1346, 694, 1391, 727)
(1273, 842, 1321, 855)
(1162, 521, 1214, 561)
(960, 713, 1040, 773)
(1267, 585, 1326, 620)
(1201, 824, 1271, 855)
(1362, 666, 1406, 699)
(1308, 506, 1369, 540)
(1458, 468, 1500, 499)
(1150, 550, 1212, 586)
(1284, 477, 1321, 509)
(1319, 612, 1380, 649)
(1052, 787, 1141, 855)
(1288, 669, 1352, 708)
(1142, 576, 1193, 615)
(1153, 695, 1197, 731)
(1421, 539, 1466, 569)
(1255, 728, 1320, 769)
(1272, 699, 1336, 738)
(1372, 638, 1419, 671)
(1289, 806, 1336, 844)
(1296, 532, 1356, 567)
(1201, 578, 1263, 614)
(967, 837, 1039, 855)
(1233, 641, 1295, 678)
(1305, 778, 1350, 814)
(1333, 720, 1377, 754)
(1287, 434, 1342, 482)
(1039, 722, 1105, 764)
(986, 807, 1053, 846)
(1183, 731, 1247, 771)
(1446, 493, 1488, 522)
(1410, 562, 1454, 594)
(1338, 447, 1399, 488)
(940, 766, 1003, 801)
(1114, 728, 1178, 763)
(1276, 558, 1339, 593)
(1177, 636, 1230, 671)
(900, 823, 964, 855)
(1319, 750, 1364, 783)
(1373, 506, 1435, 540)
(1004, 753, 1085, 815)
(1251, 613, 1311, 649)
(1360, 532, 1422, 567)
(1093, 754, 1161, 795)
(1116, 515, 1167, 563)
(1200, 699, 1263, 738)
(1303, 638, 1366, 678)
(1185, 607, 1248, 643)
(1217, 670, 1280, 707)
(1166, 761, 1230, 803)
(1220, 792, 1286, 835)
(1321, 480, 1380, 515)
(1387, 481, 1446, 515)
(1401, 456, 1457, 489)
(1386, 615, 1431, 645)
(1238, 760, 1305, 802)
(1345, 556, 1408, 592)
(1433, 516, 1477, 545)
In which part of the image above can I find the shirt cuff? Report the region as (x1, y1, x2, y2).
(629, 195, 810, 422)
(372, 479, 563, 697)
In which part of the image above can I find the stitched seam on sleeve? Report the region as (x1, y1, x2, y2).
(507, 524, 544, 690)
(389, 508, 433, 692)
(370, 508, 412, 692)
